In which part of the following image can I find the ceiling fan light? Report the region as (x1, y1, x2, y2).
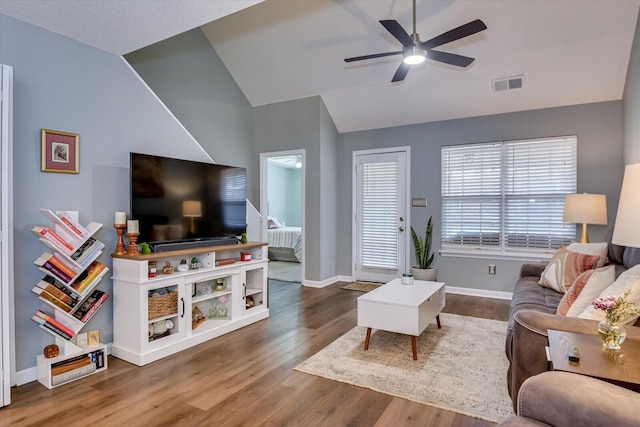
(403, 46, 426, 65)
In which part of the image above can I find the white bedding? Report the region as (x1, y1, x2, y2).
(268, 226, 302, 262)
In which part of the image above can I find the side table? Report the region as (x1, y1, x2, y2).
(546, 329, 640, 391)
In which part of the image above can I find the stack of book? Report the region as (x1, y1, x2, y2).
(31, 276, 79, 313)
(72, 289, 109, 323)
(50, 353, 98, 386)
(31, 310, 76, 340)
(70, 261, 107, 294)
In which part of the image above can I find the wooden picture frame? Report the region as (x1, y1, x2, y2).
(41, 129, 79, 173)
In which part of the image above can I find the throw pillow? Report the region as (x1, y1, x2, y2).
(567, 242, 608, 268)
(556, 265, 615, 317)
(578, 264, 640, 324)
(539, 247, 601, 293)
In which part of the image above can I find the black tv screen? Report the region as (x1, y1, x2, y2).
(130, 153, 247, 244)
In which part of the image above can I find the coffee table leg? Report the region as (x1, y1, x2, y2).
(436, 314, 441, 329)
(411, 336, 418, 360)
(364, 327, 372, 351)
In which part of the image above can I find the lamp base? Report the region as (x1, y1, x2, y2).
(580, 223, 589, 244)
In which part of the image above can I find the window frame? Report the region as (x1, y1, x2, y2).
(440, 135, 577, 261)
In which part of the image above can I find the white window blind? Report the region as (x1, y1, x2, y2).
(441, 136, 577, 253)
(361, 161, 399, 269)
(221, 167, 247, 230)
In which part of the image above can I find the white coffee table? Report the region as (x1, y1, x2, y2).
(357, 278, 446, 360)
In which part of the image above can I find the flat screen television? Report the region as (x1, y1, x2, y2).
(130, 152, 246, 245)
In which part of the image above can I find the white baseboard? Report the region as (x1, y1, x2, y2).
(303, 275, 344, 288)
(15, 343, 113, 387)
(446, 286, 513, 301)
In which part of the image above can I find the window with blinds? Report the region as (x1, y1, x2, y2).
(441, 136, 577, 254)
(360, 161, 399, 269)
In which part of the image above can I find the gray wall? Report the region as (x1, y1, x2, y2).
(253, 96, 337, 281)
(125, 28, 255, 201)
(623, 9, 640, 164)
(0, 15, 217, 372)
(267, 162, 302, 227)
(338, 101, 624, 293)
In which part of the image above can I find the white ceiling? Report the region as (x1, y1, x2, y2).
(2, 0, 639, 133)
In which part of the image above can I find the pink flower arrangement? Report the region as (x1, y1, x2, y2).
(217, 295, 228, 303)
(591, 290, 639, 324)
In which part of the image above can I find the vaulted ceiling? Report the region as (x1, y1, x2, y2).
(2, 0, 639, 133)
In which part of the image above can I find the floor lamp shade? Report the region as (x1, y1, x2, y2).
(612, 164, 640, 248)
(563, 193, 607, 243)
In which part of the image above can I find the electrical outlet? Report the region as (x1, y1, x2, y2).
(489, 265, 496, 275)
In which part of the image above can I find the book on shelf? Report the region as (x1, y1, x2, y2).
(33, 253, 74, 283)
(72, 289, 109, 323)
(31, 225, 74, 254)
(215, 258, 236, 266)
(90, 348, 106, 369)
(51, 363, 96, 386)
(32, 287, 74, 313)
(50, 354, 93, 376)
(76, 243, 106, 269)
(56, 211, 90, 239)
(32, 315, 73, 340)
(70, 237, 104, 265)
(70, 261, 107, 294)
(35, 310, 76, 338)
(38, 275, 79, 302)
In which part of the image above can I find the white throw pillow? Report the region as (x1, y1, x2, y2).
(567, 242, 608, 268)
(578, 264, 640, 324)
(556, 265, 616, 317)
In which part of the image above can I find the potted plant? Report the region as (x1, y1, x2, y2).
(410, 215, 437, 281)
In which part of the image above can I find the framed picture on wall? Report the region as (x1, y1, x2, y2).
(41, 129, 79, 173)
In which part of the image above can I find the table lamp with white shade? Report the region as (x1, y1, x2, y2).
(563, 193, 608, 243)
(612, 164, 640, 248)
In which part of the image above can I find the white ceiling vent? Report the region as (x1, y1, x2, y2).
(492, 75, 524, 92)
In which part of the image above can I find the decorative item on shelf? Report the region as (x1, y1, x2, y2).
(591, 290, 639, 349)
(153, 319, 168, 335)
(178, 258, 189, 272)
(246, 295, 254, 309)
(162, 261, 174, 275)
(148, 261, 157, 278)
(113, 221, 127, 256)
(88, 330, 100, 347)
(209, 301, 217, 319)
(214, 278, 226, 291)
(240, 252, 251, 262)
(192, 306, 205, 329)
(241, 232, 248, 244)
(401, 273, 414, 285)
(126, 220, 140, 256)
(410, 215, 437, 281)
(217, 306, 228, 317)
(191, 257, 201, 270)
(140, 242, 152, 254)
(43, 344, 59, 359)
(198, 282, 213, 296)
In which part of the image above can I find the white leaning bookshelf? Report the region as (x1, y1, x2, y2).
(31, 209, 109, 389)
(111, 242, 269, 366)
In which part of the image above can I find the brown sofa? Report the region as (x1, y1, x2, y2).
(505, 228, 640, 410)
(498, 371, 640, 427)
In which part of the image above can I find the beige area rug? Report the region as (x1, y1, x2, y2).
(340, 282, 382, 292)
(294, 313, 513, 423)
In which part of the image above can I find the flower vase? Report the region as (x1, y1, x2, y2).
(598, 319, 627, 349)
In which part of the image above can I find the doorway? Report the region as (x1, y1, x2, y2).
(352, 147, 411, 283)
(260, 150, 305, 285)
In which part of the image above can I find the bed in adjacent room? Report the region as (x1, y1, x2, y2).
(267, 217, 302, 262)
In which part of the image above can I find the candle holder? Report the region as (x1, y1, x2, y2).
(127, 232, 140, 256)
(113, 224, 127, 255)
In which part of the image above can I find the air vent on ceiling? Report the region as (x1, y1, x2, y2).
(492, 75, 524, 92)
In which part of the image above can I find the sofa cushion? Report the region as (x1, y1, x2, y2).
(556, 265, 615, 316)
(603, 226, 626, 265)
(567, 242, 608, 268)
(579, 263, 640, 324)
(623, 246, 640, 270)
(538, 248, 600, 293)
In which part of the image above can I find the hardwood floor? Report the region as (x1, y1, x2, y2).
(0, 281, 511, 426)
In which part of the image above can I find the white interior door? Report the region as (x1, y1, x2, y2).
(0, 64, 14, 407)
(353, 147, 410, 283)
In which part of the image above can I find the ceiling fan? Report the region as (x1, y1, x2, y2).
(344, 0, 487, 82)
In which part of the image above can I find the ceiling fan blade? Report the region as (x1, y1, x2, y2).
(422, 19, 487, 50)
(427, 50, 475, 67)
(380, 20, 414, 47)
(391, 62, 411, 82)
(344, 51, 403, 63)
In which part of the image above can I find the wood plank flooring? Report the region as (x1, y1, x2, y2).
(0, 281, 511, 426)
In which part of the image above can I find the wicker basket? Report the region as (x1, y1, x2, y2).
(148, 290, 178, 319)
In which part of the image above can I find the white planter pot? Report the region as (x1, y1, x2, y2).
(410, 266, 437, 282)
